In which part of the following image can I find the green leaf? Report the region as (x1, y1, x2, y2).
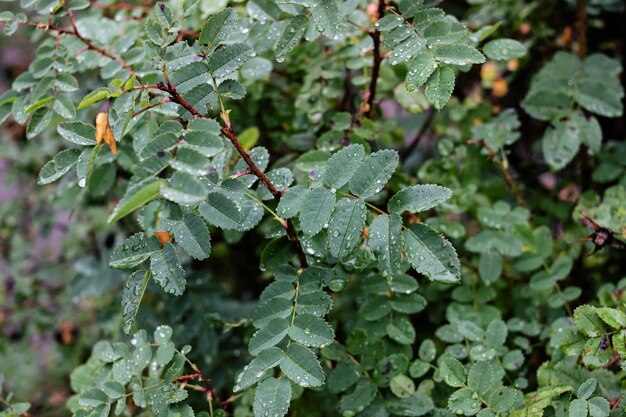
(403, 223, 461, 283)
(407, 51, 438, 90)
(253, 298, 293, 329)
(434, 44, 485, 65)
(121, 270, 151, 334)
(328, 361, 360, 394)
(390, 375, 415, 398)
(108, 179, 162, 223)
(386, 317, 416, 345)
(252, 377, 291, 417)
(577, 379, 597, 400)
(569, 399, 588, 417)
(161, 172, 208, 205)
(479, 251, 503, 286)
(542, 119, 581, 170)
(587, 397, 610, 417)
(369, 214, 403, 278)
(277, 186, 308, 219)
(448, 387, 482, 416)
(276, 15, 309, 57)
(327, 197, 366, 258)
(483, 39, 527, 60)
(323, 144, 365, 189)
(594, 307, 626, 329)
(234, 347, 283, 391)
(299, 187, 336, 236)
(37, 148, 81, 185)
(575, 81, 623, 118)
(183, 130, 224, 157)
(425, 66, 455, 110)
(171, 213, 211, 260)
(573, 305, 606, 337)
(440, 357, 466, 387)
(311, 0, 344, 40)
(339, 380, 377, 415)
(280, 343, 325, 387)
(207, 43, 253, 79)
(288, 314, 334, 348)
(76, 145, 102, 188)
(199, 8, 238, 51)
(199, 192, 242, 229)
(388, 184, 452, 214)
(348, 149, 399, 199)
(386, 391, 435, 416)
(78, 88, 113, 109)
(110, 232, 161, 269)
(468, 362, 497, 396)
(249, 318, 290, 356)
(151, 243, 186, 295)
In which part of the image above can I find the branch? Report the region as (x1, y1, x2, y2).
(157, 79, 309, 268)
(20, 14, 140, 80)
(575, 0, 587, 58)
(468, 139, 527, 207)
(362, 0, 386, 119)
(400, 107, 436, 162)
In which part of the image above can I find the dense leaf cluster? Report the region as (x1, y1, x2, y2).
(1, 1, 625, 417)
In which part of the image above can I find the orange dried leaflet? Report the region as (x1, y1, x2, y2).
(155, 231, 172, 244)
(95, 112, 117, 154)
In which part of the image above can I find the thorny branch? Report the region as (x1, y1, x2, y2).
(362, 0, 386, 119)
(341, 0, 385, 146)
(156, 76, 309, 268)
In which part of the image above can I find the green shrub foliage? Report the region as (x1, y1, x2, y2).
(1, 0, 625, 417)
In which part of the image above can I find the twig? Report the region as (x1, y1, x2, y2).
(132, 97, 170, 117)
(400, 107, 436, 162)
(90, 1, 152, 13)
(156, 78, 309, 268)
(20, 16, 140, 80)
(362, 0, 386, 119)
(575, 0, 587, 58)
(467, 139, 527, 207)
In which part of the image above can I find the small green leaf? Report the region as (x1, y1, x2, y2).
(369, 214, 403, 278)
(288, 314, 334, 348)
(390, 375, 415, 398)
(434, 44, 485, 65)
(299, 187, 336, 236)
(276, 15, 309, 57)
(425, 66, 455, 110)
(110, 232, 161, 269)
(121, 270, 151, 334)
(348, 149, 399, 199)
(207, 43, 253, 79)
(252, 377, 291, 417)
(280, 343, 325, 387)
(327, 197, 366, 258)
(199, 8, 238, 51)
(234, 347, 283, 391)
(404, 223, 461, 283)
(440, 357, 466, 387)
(323, 144, 365, 189)
(108, 179, 162, 223)
(483, 39, 527, 60)
(151, 243, 186, 295)
(249, 318, 289, 356)
(577, 379, 597, 400)
(171, 213, 211, 260)
(388, 184, 452, 214)
(37, 148, 81, 185)
(407, 51, 438, 91)
(339, 380, 377, 415)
